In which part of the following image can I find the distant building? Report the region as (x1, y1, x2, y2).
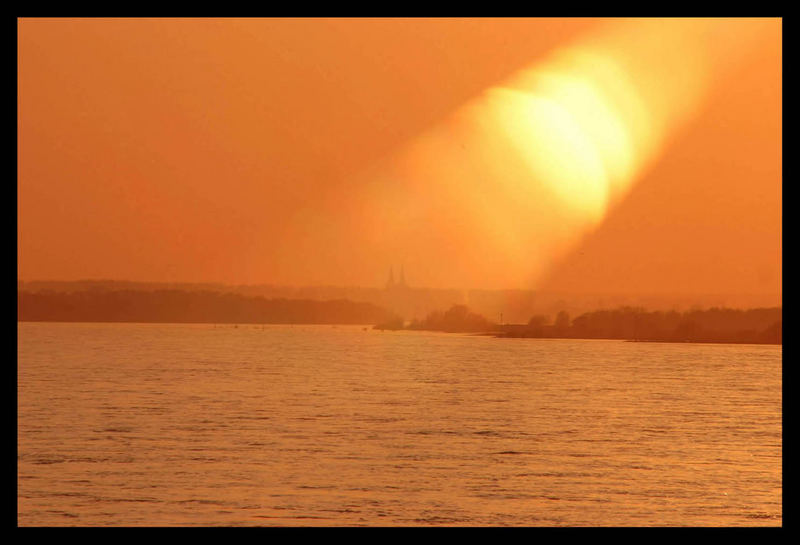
(386, 267, 395, 289)
(386, 265, 408, 291)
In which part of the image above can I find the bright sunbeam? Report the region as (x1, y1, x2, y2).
(357, 18, 773, 288)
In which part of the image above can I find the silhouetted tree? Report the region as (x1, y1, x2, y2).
(528, 315, 549, 327)
(554, 311, 571, 335)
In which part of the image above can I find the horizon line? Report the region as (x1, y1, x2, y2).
(17, 278, 782, 300)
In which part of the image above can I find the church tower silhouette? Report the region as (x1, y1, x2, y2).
(386, 265, 408, 290)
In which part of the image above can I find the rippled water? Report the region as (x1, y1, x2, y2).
(17, 322, 781, 526)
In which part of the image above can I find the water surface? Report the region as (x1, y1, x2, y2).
(18, 322, 781, 526)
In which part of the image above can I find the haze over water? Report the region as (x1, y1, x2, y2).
(18, 323, 781, 526)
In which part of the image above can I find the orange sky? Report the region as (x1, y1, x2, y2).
(18, 18, 781, 303)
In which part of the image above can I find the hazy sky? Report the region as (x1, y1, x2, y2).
(18, 18, 781, 301)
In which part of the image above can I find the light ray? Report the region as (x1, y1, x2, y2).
(356, 18, 773, 288)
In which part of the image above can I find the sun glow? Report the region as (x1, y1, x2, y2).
(356, 18, 773, 288)
(480, 24, 705, 227)
(487, 85, 617, 221)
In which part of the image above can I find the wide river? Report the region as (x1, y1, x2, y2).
(17, 322, 781, 526)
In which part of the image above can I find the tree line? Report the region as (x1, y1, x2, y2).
(374, 303, 494, 333)
(377, 304, 782, 344)
(18, 289, 398, 325)
(19, 289, 781, 344)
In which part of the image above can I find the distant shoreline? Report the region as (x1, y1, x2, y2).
(17, 290, 396, 326)
(379, 303, 781, 346)
(19, 289, 781, 346)
(488, 334, 781, 346)
(17, 321, 781, 346)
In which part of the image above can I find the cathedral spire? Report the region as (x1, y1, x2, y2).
(386, 266, 395, 289)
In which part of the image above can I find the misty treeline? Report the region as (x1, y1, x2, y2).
(17, 289, 397, 325)
(375, 304, 493, 333)
(377, 304, 782, 344)
(18, 290, 781, 344)
(507, 306, 782, 344)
